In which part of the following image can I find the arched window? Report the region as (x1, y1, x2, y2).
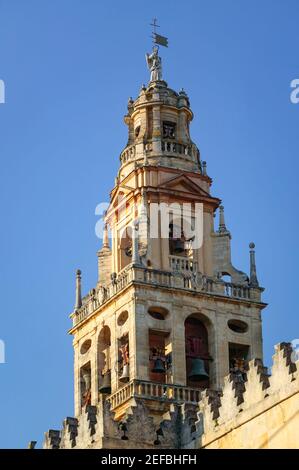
(169, 222, 188, 256)
(169, 217, 194, 260)
(98, 326, 112, 395)
(80, 361, 91, 407)
(185, 316, 210, 389)
(220, 273, 231, 283)
(148, 330, 171, 384)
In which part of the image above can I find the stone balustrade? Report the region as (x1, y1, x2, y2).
(161, 140, 192, 157)
(71, 265, 263, 327)
(120, 144, 136, 164)
(169, 255, 194, 272)
(119, 140, 199, 166)
(107, 379, 202, 410)
(223, 282, 250, 299)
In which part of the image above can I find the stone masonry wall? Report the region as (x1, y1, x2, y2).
(43, 342, 299, 449)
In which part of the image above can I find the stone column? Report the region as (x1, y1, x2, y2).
(202, 211, 214, 276)
(159, 207, 170, 271)
(134, 301, 149, 380)
(152, 105, 161, 153)
(74, 341, 81, 417)
(110, 313, 118, 393)
(131, 220, 140, 265)
(90, 328, 97, 406)
(171, 306, 186, 385)
(111, 223, 118, 273)
(214, 313, 229, 388)
(250, 314, 263, 360)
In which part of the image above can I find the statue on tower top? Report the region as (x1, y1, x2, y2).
(146, 18, 168, 82)
(146, 47, 162, 82)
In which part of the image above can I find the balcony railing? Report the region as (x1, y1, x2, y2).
(107, 379, 202, 410)
(161, 140, 192, 156)
(169, 255, 194, 272)
(120, 144, 136, 164)
(71, 265, 263, 327)
(119, 140, 199, 166)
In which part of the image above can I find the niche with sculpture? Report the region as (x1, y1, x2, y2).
(80, 361, 91, 407)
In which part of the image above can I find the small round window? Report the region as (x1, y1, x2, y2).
(117, 311, 128, 326)
(228, 319, 248, 334)
(148, 307, 168, 320)
(80, 339, 92, 354)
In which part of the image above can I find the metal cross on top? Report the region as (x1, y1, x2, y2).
(150, 18, 168, 47)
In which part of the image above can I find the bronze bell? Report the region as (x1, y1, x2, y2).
(119, 363, 130, 383)
(173, 239, 185, 253)
(151, 358, 165, 374)
(99, 371, 111, 394)
(188, 358, 209, 382)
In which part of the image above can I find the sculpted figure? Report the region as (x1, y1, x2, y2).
(146, 47, 162, 81)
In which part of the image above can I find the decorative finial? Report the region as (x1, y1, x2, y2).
(249, 242, 259, 287)
(27, 441, 37, 449)
(75, 269, 82, 310)
(127, 97, 134, 110)
(139, 189, 148, 232)
(202, 161, 207, 176)
(218, 205, 227, 233)
(102, 224, 110, 249)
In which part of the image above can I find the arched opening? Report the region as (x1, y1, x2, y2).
(148, 330, 172, 384)
(169, 222, 193, 258)
(98, 326, 111, 395)
(229, 343, 249, 371)
(119, 225, 132, 271)
(118, 333, 130, 384)
(220, 272, 231, 283)
(168, 206, 195, 273)
(80, 361, 91, 407)
(185, 315, 210, 389)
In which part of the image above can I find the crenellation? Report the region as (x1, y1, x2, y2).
(61, 417, 78, 448)
(43, 430, 61, 449)
(270, 342, 298, 392)
(241, 358, 270, 410)
(200, 343, 299, 448)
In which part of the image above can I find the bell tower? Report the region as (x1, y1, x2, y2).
(69, 43, 266, 421)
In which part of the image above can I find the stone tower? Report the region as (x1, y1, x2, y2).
(69, 47, 266, 425)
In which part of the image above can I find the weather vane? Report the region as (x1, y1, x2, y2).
(150, 18, 168, 48)
(146, 19, 168, 82)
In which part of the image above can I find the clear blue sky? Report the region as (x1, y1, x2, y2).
(0, 0, 298, 448)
